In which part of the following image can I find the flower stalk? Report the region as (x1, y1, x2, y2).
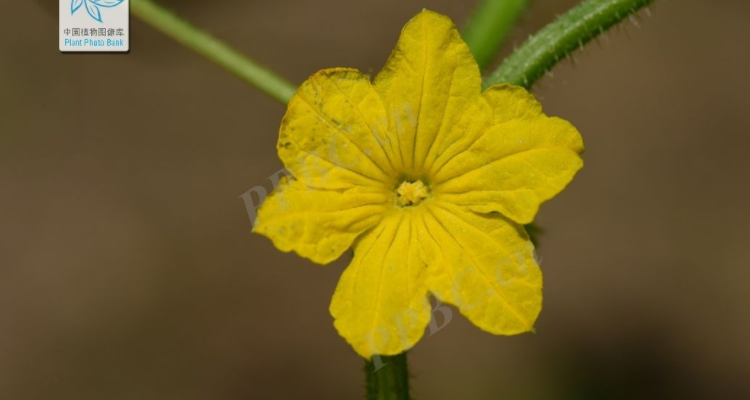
(365, 354, 411, 400)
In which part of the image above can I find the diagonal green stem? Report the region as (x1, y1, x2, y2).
(130, 0, 296, 104)
(365, 353, 411, 400)
(462, 0, 531, 71)
(484, 0, 656, 89)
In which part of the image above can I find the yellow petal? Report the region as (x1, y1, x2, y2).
(280, 68, 397, 189)
(422, 200, 542, 335)
(330, 210, 433, 358)
(373, 10, 481, 175)
(253, 176, 389, 264)
(432, 84, 584, 224)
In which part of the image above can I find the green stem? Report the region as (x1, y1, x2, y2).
(484, 0, 655, 89)
(365, 353, 411, 400)
(462, 0, 531, 71)
(130, 0, 296, 104)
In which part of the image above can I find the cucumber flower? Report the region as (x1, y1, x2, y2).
(254, 10, 584, 358)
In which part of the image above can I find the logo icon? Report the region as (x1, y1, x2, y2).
(71, 0, 125, 23)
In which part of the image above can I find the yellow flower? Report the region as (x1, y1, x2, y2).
(254, 10, 584, 358)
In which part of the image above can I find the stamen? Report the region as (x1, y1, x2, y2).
(396, 180, 429, 206)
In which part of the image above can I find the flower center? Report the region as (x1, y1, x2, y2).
(396, 180, 429, 207)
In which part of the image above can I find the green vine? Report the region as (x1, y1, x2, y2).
(484, 0, 656, 89)
(130, 0, 296, 104)
(462, 0, 531, 71)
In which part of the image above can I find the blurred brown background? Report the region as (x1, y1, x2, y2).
(2, 0, 749, 399)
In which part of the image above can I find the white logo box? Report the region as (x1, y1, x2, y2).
(60, 0, 130, 52)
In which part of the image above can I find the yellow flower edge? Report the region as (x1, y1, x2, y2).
(253, 9, 584, 358)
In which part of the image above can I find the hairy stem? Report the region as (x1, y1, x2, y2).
(462, 0, 531, 71)
(130, 0, 296, 104)
(365, 353, 411, 400)
(484, 0, 656, 89)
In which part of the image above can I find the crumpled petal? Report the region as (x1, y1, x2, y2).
(330, 210, 433, 358)
(422, 200, 542, 335)
(430, 84, 584, 224)
(253, 176, 389, 264)
(280, 68, 397, 189)
(373, 10, 481, 176)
